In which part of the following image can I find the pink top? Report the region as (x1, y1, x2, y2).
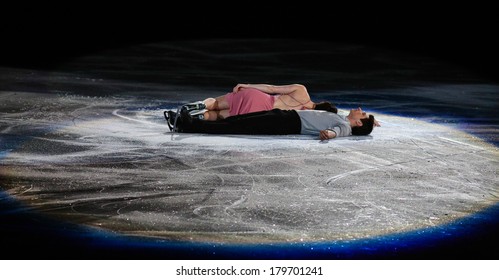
(226, 88, 278, 116)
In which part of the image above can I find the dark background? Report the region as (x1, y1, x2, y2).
(0, 6, 497, 82)
(1, 6, 498, 260)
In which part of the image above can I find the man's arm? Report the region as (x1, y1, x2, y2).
(233, 83, 306, 95)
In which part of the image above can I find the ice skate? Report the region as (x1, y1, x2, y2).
(189, 109, 207, 120)
(164, 110, 181, 132)
(181, 101, 206, 112)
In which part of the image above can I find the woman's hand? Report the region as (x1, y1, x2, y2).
(319, 129, 335, 140)
(233, 84, 249, 92)
(233, 84, 277, 94)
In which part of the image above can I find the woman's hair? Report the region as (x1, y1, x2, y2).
(351, 115, 375, 136)
(314, 101, 337, 113)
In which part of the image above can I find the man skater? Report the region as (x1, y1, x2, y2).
(166, 106, 378, 140)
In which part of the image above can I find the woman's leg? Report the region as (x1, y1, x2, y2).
(202, 94, 231, 121)
(203, 95, 230, 110)
(204, 109, 230, 121)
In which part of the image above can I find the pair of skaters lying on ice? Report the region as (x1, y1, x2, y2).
(164, 83, 380, 140)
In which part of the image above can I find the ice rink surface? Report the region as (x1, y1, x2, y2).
(0, 39, 497, 259)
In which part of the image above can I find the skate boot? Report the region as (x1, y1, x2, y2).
(164, 110, 181, 132)
(177, 106, 195, 132)
(181, 101, 206, 112)
(189, 109, 207, 120)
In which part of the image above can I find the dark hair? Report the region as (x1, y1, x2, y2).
(351, 115, 375, 136)
(314, 101, 337, 113)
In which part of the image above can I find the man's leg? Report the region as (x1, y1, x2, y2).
(179, 109, 301, 135)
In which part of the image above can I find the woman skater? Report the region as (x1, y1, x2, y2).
(183, 83, 337, 121)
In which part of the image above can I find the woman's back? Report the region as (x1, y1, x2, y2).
(273, 90, 313, 110)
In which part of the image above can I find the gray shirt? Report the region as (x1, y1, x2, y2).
(295, 110, 352, 137)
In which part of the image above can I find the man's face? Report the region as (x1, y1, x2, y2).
(348, 107, 368, 120)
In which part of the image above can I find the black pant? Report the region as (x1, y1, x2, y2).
(183, 109, 302, 135)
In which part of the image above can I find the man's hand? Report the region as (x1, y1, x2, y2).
(319, 129, 335, 140)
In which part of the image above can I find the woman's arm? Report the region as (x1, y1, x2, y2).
(233, 83, 306, 95)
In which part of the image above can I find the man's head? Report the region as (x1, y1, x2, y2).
(347, 108, 376, 136)
(314, 101, 337, 113)
(351, 114, 375, 135)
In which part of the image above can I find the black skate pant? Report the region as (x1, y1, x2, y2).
(183, 109, 302, 135)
